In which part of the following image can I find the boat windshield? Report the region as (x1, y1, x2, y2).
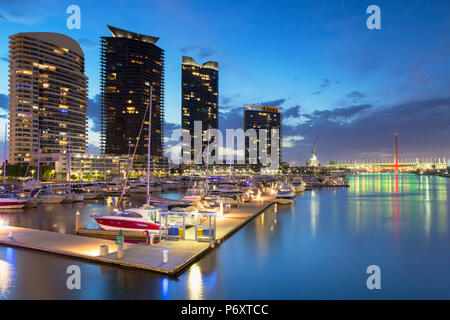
(278, 188, 293, 194)
(117, 211, 143, 218)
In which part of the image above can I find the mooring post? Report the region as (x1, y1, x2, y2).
(75, 210, 80, 231)
(150, 233, 154, 245)
(100, 245, 109, 256)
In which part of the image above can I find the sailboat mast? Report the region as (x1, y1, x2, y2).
(205, 124, 210, 190)
(37, 129, 41, 182)
(3, 124, 6, 185)
(68, 130, 71, 189)
(147, 86, 153, 205)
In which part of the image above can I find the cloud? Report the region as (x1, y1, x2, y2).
(282, 97, 450, 163)
(258, 98, 287, 107)
(320, 79, 331, 88)
(313, 78, 340, 95)
(87, 143, 101, 154)
(0, 1, 51, 25)
(283, 135, 304, 148)
(283, 105, 300, 118)
(346, 91, 365, 102)
(88, 95, 101, 132)
(304, 104, 373, 122)
(180, 46, 216, 59)
(0, 93, 8, 113)
(78, 38, 98, 50)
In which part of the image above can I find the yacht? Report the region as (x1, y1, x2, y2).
(71, 187, 97, 200)
(92, 204, 202, 233)
(128, 181, 148, 194)
(31, 189, 65, 204)
(92, 207, 163, 233)
(181, 188, 204, 204)
(0, 193, 29, 209)
(275, 185, 296, 204)
(61, 191, 84, 203)
(292, 177, 306, 193)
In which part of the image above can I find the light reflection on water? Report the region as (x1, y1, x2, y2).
(0, 174, 449, 299)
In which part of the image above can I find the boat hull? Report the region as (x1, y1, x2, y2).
(275, 197, 295, 205)
(94, 217, 162, 232)
(39, 196, 64, 204)
(0, 200, 28, 209)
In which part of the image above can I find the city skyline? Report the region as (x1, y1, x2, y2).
(100, 25, 164, 159)
(0, 0, 449, 164)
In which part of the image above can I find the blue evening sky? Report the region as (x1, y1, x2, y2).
(0, 0, 449, 163)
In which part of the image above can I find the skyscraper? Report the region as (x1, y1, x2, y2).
(243, 105, 281, 170)
(181, 56, 218, 164)
(8, 32, 88, 165)
(100, 26, 164, 158)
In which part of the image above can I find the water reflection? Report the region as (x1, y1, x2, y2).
(310, 190, 318, 236)
(187, 265, 203, 300)
(0, 175, 449, 299)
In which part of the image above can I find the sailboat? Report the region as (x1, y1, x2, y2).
(93, 86, 164, 231)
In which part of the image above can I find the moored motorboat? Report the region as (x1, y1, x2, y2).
(0, 193, 29, 209)
(92, 207, 165, 233)
(275, 185, 296, 204)
(292, 177, 306, 193)
(181, 187, 204, 204)
(32, 189, 65, 204)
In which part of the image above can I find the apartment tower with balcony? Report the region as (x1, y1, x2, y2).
(181, 56, 218, 164)
(8, 32, 88, 164)
(100, 26, 165, 159)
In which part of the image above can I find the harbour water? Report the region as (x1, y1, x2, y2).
(0, 173, 449, 299)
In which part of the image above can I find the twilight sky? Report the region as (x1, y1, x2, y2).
(0, 0, 449, 165)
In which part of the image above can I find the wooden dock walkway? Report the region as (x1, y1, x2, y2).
(0, 196, 275, 275)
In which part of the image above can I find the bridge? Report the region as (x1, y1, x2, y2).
(323, 133, 447, 171)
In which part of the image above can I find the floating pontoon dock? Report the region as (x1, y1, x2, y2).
(0, 196, 275, 275)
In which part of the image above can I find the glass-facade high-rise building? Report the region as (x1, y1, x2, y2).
(8, 32, 88, 165)
(181, 56, 218, 164)
(100, 26, 164, 159)
(243, 105, 281, 170)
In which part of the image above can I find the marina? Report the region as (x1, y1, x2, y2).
(0, 190, 275, 275)
(0, 173, 449, 299)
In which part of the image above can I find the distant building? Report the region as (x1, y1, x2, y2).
(39, 153, 168, 181)
(100, 26, 164, 160)
(181, 56, 218, 164)
(243, 105, 281, 171)
(8, 32, 88, 164)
